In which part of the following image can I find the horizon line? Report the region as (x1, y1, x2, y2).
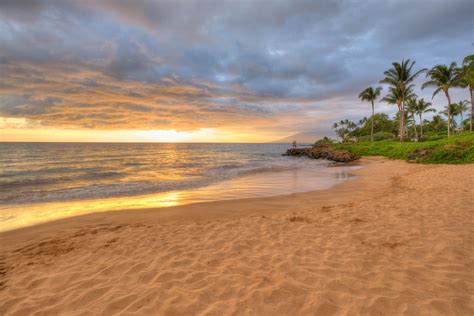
(0, 141, 313, 144)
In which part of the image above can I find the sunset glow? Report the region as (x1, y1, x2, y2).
(0, 1, 470, 142)
(1, 127, 280, 143)
(1, 1, 473, 315)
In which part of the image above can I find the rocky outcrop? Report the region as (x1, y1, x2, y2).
(284, 143, 360, 163)
(407, 148, 432, 162)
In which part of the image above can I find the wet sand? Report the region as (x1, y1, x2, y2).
(0, 158, 473, 315)
(0, 161, 358, 233)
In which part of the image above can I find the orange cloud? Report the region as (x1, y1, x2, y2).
(1, 62, 301, 134)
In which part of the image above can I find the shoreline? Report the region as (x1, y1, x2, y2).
(0, 158, 360, 234)
(1, 157, 473, 314)
(0, 158, 374, 244)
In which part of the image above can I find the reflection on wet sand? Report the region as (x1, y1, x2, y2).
(0, 165, 358, 232)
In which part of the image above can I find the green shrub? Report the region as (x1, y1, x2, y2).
(313, 137, 334, 146)
(335, 133, 474, 164)
(418, 134, 444, 142)
(424, 130, 447, 136)
(358, 132, 395, 142)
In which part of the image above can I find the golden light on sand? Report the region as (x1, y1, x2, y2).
(0, 191, 185, 232)
(2, 161, 473, 314)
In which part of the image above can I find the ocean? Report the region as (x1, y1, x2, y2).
(0, 142, 359, 231)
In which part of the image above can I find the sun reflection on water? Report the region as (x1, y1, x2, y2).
(0, 165, 359, 232)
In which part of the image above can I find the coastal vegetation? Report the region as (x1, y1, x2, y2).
(328, 54, 474, 164)
(285, 138, 359, 163)
(336, 133, 474, 164)
(358, 86, 382, 142)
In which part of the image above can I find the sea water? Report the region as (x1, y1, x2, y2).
(0, 142, 358, 231)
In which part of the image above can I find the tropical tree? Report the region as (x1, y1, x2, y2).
(332, 121, 350, 141)
(382, 85, 416, 140)
(406, 98, 419, 139)
(349, 113, 397, 137)
(332, 122, 341, 141)
(422, 62, 460, 137)
(369, 113, 398, 135)
(457, 55, 474, 131)
(380, 59, 425, 141)
(358, 117, 368, 127)
(425, 115, 447, 133)
(441, 103, 459, 133)
(456, 100, 470, 131)
(334, 119, 357, 141)
(358, 86, 382, 141)
(414, 98, 436, 137)
(341, 119, 357, 131)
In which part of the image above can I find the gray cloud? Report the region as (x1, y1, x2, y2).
(0, 0, 472, 135)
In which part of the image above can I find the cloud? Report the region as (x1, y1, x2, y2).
(0, 0, 472, 136)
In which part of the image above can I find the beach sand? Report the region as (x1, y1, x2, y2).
(0, 158, 473, 315)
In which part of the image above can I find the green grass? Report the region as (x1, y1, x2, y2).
(335, 133, 474, 164)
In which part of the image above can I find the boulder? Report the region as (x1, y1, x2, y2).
(284, 143, 359, 163)
(407, 148, 432, 162)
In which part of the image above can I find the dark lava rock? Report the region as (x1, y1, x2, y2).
(407, 148, 432, 162)
(285, 144, 360, 163)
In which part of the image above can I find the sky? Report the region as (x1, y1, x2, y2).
(0, 0, 473, 142)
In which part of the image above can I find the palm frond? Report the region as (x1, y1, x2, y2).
(431, 87, 442, 99)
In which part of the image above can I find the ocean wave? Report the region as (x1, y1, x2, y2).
(0, 166, 104, 178)
(0, 143, 328, 205)
(237, 165, 296, 175)
(0, 171, 127, 190)
(0, 178, 208, 204)
(1, 161, 316, 204)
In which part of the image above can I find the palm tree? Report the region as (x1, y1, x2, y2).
(415, 98, 436, 137)
(382, 85, 416, 140)
(457, 55, 474, 131)
(422, 62, 460, 137)
(452, 104, 462, 133)
(358, 86, 382, 141)
(441, 103, 459, 133)
(456, 100, 470, 131)
(332, 122, 340, 141)
(406, 98, 419, 139)
(428, 115, 447, 132)
(347, 121, 357, 130)
(358, 117, 368, 126)
(333, 119, 357, 141)
(380, 59, 425, 141)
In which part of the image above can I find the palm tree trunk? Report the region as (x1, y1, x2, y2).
(402, 103, 406, 141)
(470, 87, 473, 133)
(398, 102, 403, 142)
(419, 113, 423, 137)
(460, 111, 463, 132)
(454, 114, 456, 132)
(445, 91, 451, 137)
(412, 115, 418, 140)
(371, 100, 374, 142)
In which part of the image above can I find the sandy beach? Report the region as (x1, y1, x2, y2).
(0, 158, 473, 315)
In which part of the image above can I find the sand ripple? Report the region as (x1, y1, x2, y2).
(0, 160, 473, 315)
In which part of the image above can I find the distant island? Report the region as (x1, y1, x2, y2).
(272, 132, 322, 144)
